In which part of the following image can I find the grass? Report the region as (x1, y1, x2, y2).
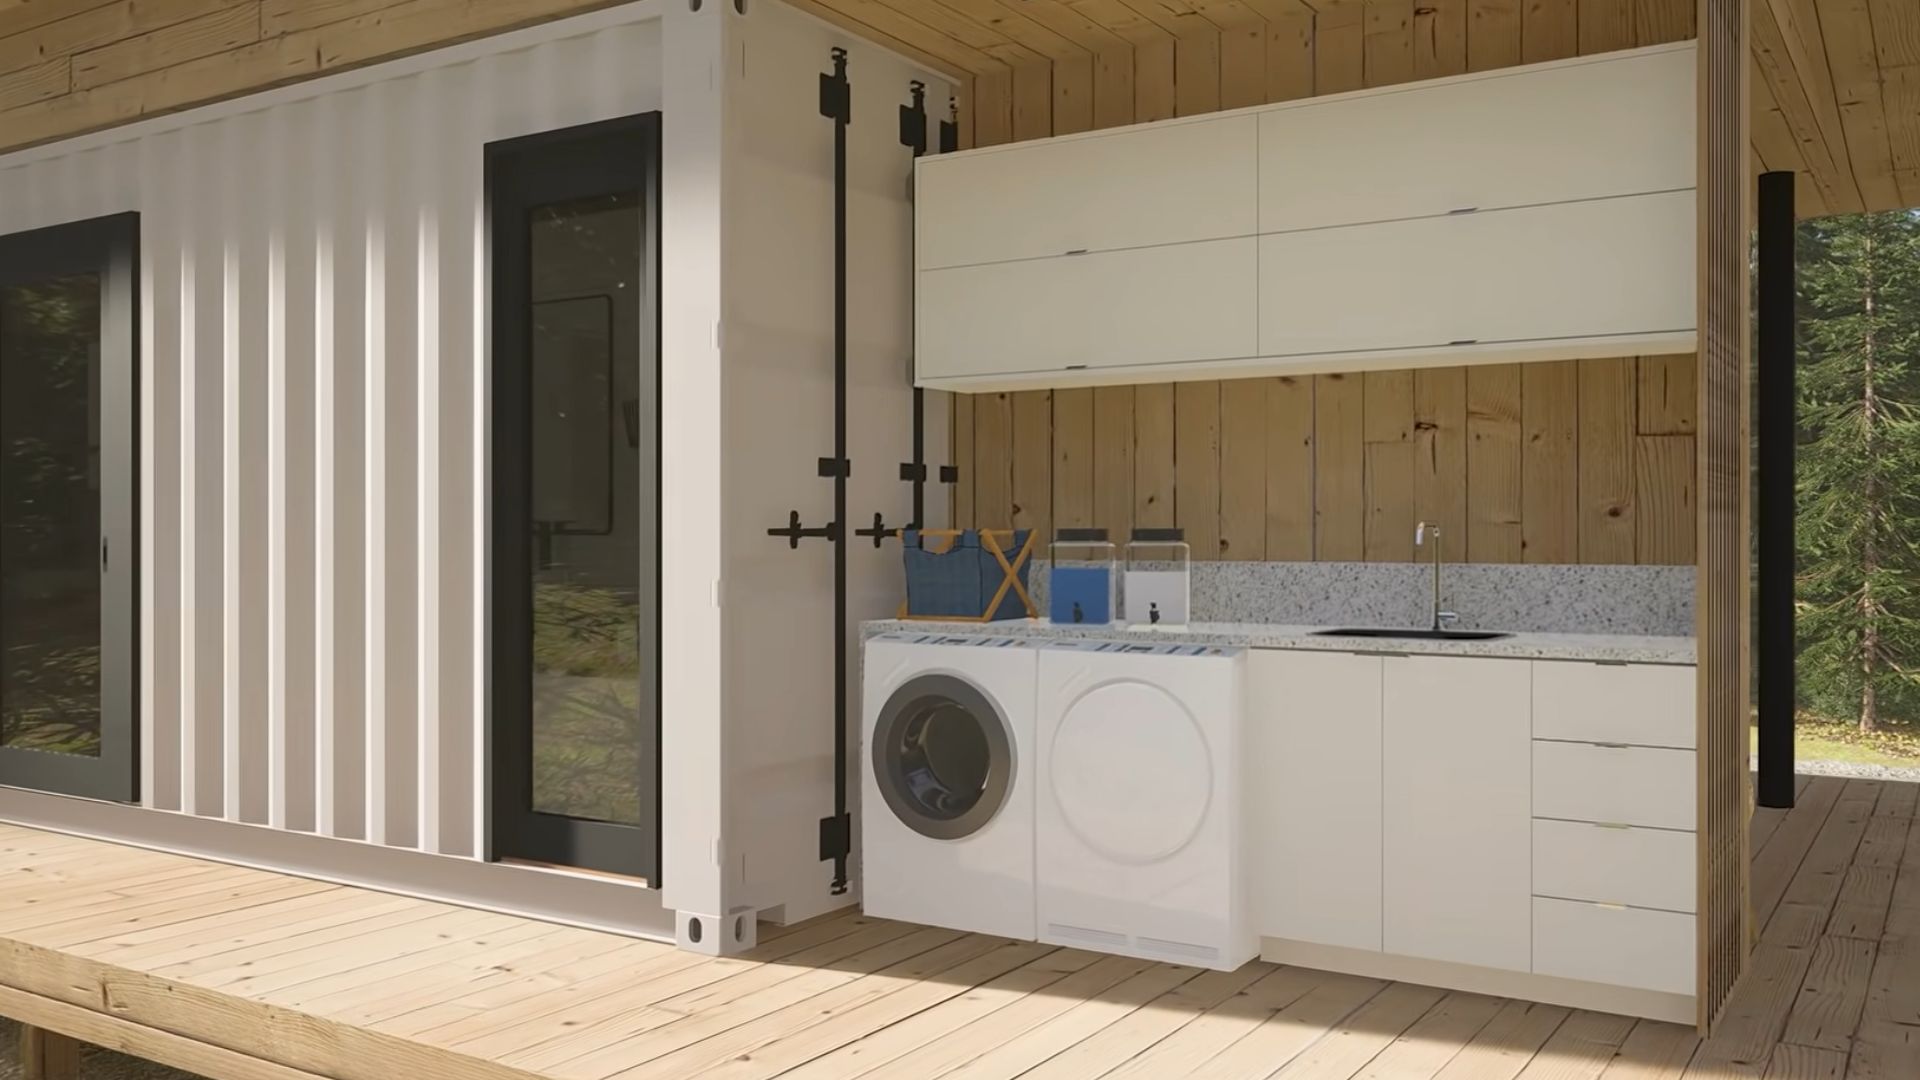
(1750, 715, 1920, 769)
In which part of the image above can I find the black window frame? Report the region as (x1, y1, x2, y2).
(485, 114, 662, 882)
(0, 211, 141, 804)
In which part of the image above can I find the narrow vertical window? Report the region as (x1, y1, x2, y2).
(488, 116, 660, 879)
(0, 213, 139, 803)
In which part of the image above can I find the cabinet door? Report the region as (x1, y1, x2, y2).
(916, 238, 1258, 384)
(1257, 191, 1696, 361)
(1258, 46, 1694, 232)
(1384, 655, 1532, 971)
(916, 114, 1259, 271)
(1249, 650, 1384, 951)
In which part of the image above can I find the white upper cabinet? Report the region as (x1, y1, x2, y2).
(1257, 191, 1697, 360)
(915, 114, 1258, 271)
(1257, 46, 1695, 232)
(916, 239, 1258, 382)
(911, 43, 1698, 391)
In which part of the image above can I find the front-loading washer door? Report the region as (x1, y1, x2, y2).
(873, 673, 1015, 841)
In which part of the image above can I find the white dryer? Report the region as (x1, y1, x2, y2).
(861, 632, 1037, 940)
(1036, 640, 1253, 970)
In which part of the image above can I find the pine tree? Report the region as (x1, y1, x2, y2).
(1795, 210, 1920, 732)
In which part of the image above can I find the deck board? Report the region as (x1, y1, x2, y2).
(0, 780, 1913, 1079)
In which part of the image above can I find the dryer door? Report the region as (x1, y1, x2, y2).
(872, 674, 1015, 840)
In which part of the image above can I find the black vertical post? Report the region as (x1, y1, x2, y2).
(1757, 169, 1796, 809)
(817, 47, 853, 892)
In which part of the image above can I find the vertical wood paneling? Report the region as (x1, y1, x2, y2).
(1174, 381, 1221, 559)
(1220, 25, 1265, 109)
(1091, 385, 1134, 538)
(1219, 378, 1268, 560)
(1522, 0, 1579, 62)
(1314, 373, 1365, 560)
(1638, 434, 1699, 564)
(1175, 32, 1221, 116)
(974, 391, 1014, 528)
(1578, 357, 1639, 562)
(1466, 364, 1524, 562)
(1364, 0, 1416, 86)
(1052, 53, 1093, 134)
(1415, 0, 1469, 78)
(952, 392, 976, 526)
(1135, 37, 1175, 122)
(1134, 384, 1176, 527)
(1265, 376, 1314, 559)
(1092, 49, 1133, 129)
(1698, 0, 1752, 1029)
(1468, 0, 1524, 71)
(1053, 389, 1094, 530)
(1521, 361, 1578, 563)
(1011, 390, 1053, 539)
(1639, 352, 1699, 434)
(1363, 370, 1417, 562)
(1413, 368, 1467, 561)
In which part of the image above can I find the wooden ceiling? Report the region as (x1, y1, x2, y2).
(792, 0, 1920, 218)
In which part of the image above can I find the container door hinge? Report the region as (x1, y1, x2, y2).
(819, 48, 850, 125)
(819, 812, 851, 864)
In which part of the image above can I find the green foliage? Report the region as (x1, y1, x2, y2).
(1795, 210, 1920, 731)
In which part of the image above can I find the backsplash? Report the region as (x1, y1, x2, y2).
(1024, 561, 1694, 637)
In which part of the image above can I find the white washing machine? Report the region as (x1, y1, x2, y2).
(1036, 640, 1254, 970)
(860, 632, 1036, 940)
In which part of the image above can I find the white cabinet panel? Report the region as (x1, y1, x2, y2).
(1258, 46, 1695, 232)
(1257, 191, 1697, 361)
(1534, 897, 1696, 995)
(1383, 655, 1532, 972)
(916, 115, 1259, 270)
(1533, 741, 1696, 831)
(1533, 819, 1696, 913)
(1534, 661, 1695, 749)
(916, 239, 1258, 382)
(1250, 650, 1384, 951)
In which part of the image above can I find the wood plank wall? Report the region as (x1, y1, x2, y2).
(0, 0, 625, 153)
(1695, 0, 1751, 1033)
(947, 0, 1700, 565)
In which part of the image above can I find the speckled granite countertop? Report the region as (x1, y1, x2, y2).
(861, 619, 1696, 665)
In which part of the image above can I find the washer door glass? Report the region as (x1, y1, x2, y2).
(873, 673, 1014, 840)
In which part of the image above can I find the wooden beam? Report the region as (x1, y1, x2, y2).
(20, 1025, 79, 1080)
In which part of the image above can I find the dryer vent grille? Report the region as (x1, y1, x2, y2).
(1047, 923, 1128, 950)
(1138, 936, 1221, 965)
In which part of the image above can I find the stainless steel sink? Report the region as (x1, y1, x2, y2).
(1312, 628, 1513, 641)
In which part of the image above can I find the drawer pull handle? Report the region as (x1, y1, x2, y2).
(1065, 248, 1089, 256)
(1594, 901, 1628, 911)
(1594, 742, 1633, 750)
(1594, 822, 1632, 830)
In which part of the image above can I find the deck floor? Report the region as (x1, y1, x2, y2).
(0, 774, 1913, 1079)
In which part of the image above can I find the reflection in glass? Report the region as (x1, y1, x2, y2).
(0, 275, 102, 758)
(528, 193, 646, 826)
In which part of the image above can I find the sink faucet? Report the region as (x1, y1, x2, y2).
(1414, 522, 1459, 632)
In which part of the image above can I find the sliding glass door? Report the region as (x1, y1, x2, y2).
(488, 116, 660, 879)
(0, 214, 138, 803)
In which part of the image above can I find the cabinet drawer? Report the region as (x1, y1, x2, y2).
(1533, 741, 1695, 831)
(1533, 897, 1695, 995)
(916, 239, 1258, 383)
(1533, 819, 1695, 913)
(1534, 661, 1694, 748)
(916, 114, 1258, 270)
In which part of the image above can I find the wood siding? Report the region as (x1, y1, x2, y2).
(946, 0, 1699, 564)
(1695, 0, 1752, 1033)
(0, 0, 626, 153)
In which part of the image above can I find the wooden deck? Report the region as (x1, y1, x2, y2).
(0, 774, 1913, 1080)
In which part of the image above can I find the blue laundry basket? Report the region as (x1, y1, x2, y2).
(899, 529, 1036, 621)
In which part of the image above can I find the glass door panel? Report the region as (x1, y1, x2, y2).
(489, 116, 660, 879)
(0, 213, 138, 803)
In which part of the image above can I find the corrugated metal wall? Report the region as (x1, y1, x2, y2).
(0, 15, 663, 860)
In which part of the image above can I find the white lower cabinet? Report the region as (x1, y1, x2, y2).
(1533, 740, 1696, 830)
(1533, 897, 1696, 995)
(1249, 650, 1384, 951)
(1382, 655, 1533, 972)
